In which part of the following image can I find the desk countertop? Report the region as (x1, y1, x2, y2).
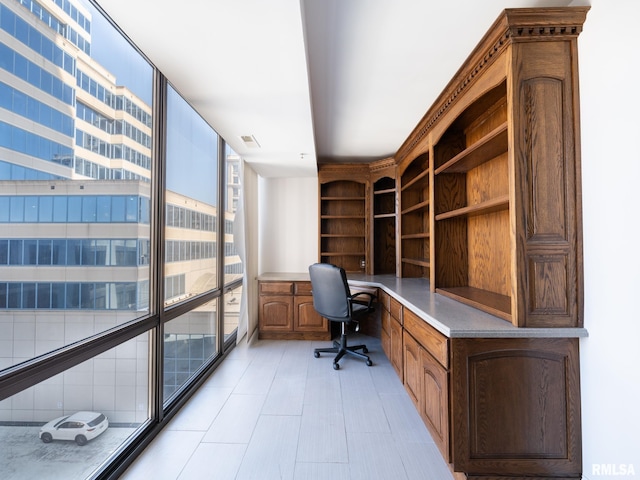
(257, 272, 588, 339)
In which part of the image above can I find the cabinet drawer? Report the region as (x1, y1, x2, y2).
(390, 297, 403, 323)
(294, 281, 312, 295)
(260, 282, 293, 295)
(404, 309, 449, 368)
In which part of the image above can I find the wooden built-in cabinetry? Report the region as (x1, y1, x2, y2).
(399, 153, 431, 278)
(318, 164, 369, 273)
(379, 290, 404, 382)
(258, 280, 330, 340)
(368, 283, 584, 479)
(403, 309, 450, 461)
(396, 8, 587, 328)
(310, 7, 588, 480)
(371, 158, 397, 275)
(399, 301, 582, 478)
(319, 7, 586, 329)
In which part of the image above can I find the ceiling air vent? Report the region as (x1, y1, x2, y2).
(240, 135, 260, 148)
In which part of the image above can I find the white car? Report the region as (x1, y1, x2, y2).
(39, 411, 109, 446)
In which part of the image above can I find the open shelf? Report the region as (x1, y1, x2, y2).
(435, 123, 508, 175)
(435, 194, 509, 221)
(402, 257, 430, 268)
(402, 233, 430, 240)
(321, 234, 364, 238)
(319, 177, 367, 272)
(399, 152, 430, 279)
(401, 200, 429, 215)
(436, 286, 511, 322)
(373, 175, 397, 275)
(401, 168, 429, 191)
(320, 196, 366, 201)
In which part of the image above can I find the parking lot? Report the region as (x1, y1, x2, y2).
(0, 425, 135, 480)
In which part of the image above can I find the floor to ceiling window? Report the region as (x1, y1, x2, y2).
(0, 0, 243, 478)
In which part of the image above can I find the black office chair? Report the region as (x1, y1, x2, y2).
(309, 263, 376, 370)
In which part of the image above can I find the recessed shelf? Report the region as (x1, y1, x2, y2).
(435, 194, 508, 221)
(374, 213, 396, 219)
(401, 168, 429, 191)
(321, 252, 365, 256)
(374, 188, 396, 195)
(321, 234, 365, 238)
(435, 123, 508, 175)
(402, 257, 430, 268)
(320, 196, 366, 201)
(436, 286, 511, 321)
(321, 215, 366, 219)
(401, 233, 430, 240)
(401, 200, 429, 215)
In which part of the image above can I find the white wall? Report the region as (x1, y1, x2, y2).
(258, 176, 318, 273)
(577, 1, 640, 478)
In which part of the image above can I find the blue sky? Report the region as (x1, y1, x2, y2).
(84, 1, 218, 206)
(86, 0, 153, 105)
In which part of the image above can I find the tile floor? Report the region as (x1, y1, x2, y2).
(120, 334, 454, 480)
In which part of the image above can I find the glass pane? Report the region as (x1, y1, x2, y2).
(0, 0, 153, 369)
(163, 298, 218, 402)
(223, 144, 243, 285)
(224, 285, 242, 342)
(0, 333, 150, 479)
(164, 86, 218, 305)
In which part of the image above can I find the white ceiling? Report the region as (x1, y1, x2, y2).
(95, 0, 577, 177)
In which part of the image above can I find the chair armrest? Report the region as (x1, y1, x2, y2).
(350, 291, 376, 309)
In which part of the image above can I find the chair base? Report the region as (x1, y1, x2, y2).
(313, 330, 373, 369)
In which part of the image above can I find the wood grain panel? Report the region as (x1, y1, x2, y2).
(390, 316, 404, 380)
(435, 216, 468, 287)
(452, 337, 582, 476)
(294, 296, 327, 332)
(390, 297, 403, 323)
(527, 253, 572, 320)
(294, 282, 312, 295)
(258, 295, 293, 331)
(374, 216, 396, 274)
(420, 347, 450, 462)
(468, 210, 510, 296)
(404, 308, 449, 368)
(521, 78, 567, 243)
(403, 332, 421, 407)
(259, 282, 293, 295)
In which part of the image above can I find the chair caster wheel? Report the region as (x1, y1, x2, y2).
(366, 360, 373, 366)
(333, 362, 340, 370)
(314, 352, 320, 358)
(362, 347, 368, 353)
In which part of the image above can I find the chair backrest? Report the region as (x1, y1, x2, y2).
(308, 263, 351, 322)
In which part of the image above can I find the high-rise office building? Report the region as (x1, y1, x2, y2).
(0, 0, 241, 433)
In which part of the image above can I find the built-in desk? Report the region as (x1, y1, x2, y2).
(348, 274, 588, 339)
(258, 272, 585, 479)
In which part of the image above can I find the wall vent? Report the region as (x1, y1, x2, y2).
(240, 135, 260, 148)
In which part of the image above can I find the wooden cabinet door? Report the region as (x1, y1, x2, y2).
(390, 316, 404, 380)
(451, 337, 582, 476)
(380, 308, 391, 359)
(294, 295, 327, 332)
(403, 332, 421, 408)
(420, 347, 450, 462)
(258, 295, 293, 332)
